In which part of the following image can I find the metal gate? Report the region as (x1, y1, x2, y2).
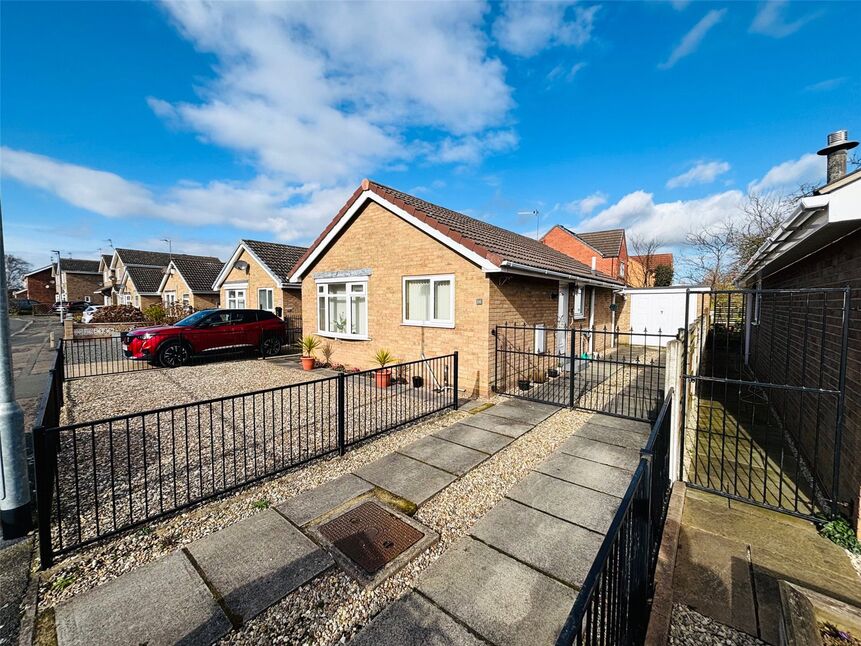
(680, 288, 850, 520)
(493, 323, 671, 421)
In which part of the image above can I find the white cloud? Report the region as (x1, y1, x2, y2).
(666, 160, 731, 188)
(562, 192, 608, 215)
(546, 62, 587, 84)
(748, 153, 824, 193)
(578, 189, 744, 245)
(658, 8, 726, 70)
(434, 130, 519, 165)
(670, 0, 691, 10)
(157, 1, 514, 183)
(803, 77, 848, 93)
(750, 0, 820, 38)
(493, 2, 599, 57)
(0, 146, 353, 242)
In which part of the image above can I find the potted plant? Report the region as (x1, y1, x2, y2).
(547, 367, 559, 378)
(372, 349, 394, 388)
(300, 335, 321, 370)
(411, 374, 424, 388)
(320, 342, 334, 368)
(517, 378, 531, 391)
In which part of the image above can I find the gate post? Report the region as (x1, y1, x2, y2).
(33, 426, 55, 568)
(665, 338, 683, 482)
(453, 352, 459, 409)
(568, 328, 576, 408)
(337, 373, 345, 456)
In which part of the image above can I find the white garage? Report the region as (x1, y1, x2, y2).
(621, 286, 709, 346)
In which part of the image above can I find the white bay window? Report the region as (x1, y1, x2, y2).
(403, 275, 454, 327)
(317, 279, 368, 339)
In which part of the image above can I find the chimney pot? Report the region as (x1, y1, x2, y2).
(817, 129, 859, 184)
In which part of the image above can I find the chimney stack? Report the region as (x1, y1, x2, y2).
(591, 257, 597, 275)
(817, 129, 858, 184)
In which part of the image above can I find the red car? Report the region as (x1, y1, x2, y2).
(123, 309, 288, 367)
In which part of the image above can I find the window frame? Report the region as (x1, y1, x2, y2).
(257, 287, 274, 312)
(182, 293, 190, 306)
(619, 261, 625, 278)
(316, 277, 369, 340)
(401, 274, 455, 328)
(226, 288, 246, 309)
(572, 285, 585, 319)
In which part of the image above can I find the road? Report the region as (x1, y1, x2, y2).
(1, 315, 60, 646)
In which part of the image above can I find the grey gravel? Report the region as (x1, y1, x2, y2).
(670, 604, 767, 646)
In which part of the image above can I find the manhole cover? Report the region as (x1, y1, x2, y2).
(318, 501, 423, 575)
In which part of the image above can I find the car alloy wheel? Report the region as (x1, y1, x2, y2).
(160, 343, 190, 368)
(261, 336, 282, 357)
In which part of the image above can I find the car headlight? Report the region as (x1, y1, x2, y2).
(141, 333, 156, 340)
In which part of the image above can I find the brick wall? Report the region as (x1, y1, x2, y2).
(300, 201, 490, 397)
(756, 227, 861, 529)
(63, 272, 102, 303)
(541, 226, 631, 283)
(220, 249, 301, 317)
(22, 268, 55, 303)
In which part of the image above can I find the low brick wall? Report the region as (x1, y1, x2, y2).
(68, 321, 144, 339)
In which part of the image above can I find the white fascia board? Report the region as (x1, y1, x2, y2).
(290, 191, 500, 282)
(826, 178, 861, 223)
(212, 241, 284, 290)
(156, 261, 176, 294)
(240, 243, 285, 288)
(496, 261, 622, 289)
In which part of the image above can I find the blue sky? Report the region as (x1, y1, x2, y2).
(2, 0, 859, 270)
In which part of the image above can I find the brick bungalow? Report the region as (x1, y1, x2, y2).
(289, 180, 623, 398)
(53, 258, 101, 303)
(737, 130, 861, 532)
(95, 254, 115, 305)
(541, 226, 633, 285)
(213, 240, 306, 318)
(110, 248, 221, 310)
(157, 256, 224, 310)
(15, 265, 55, 303)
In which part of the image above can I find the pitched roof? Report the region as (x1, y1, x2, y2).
(243, 240, 308, 283)
(101, 254, 113, 266)
(631, 253, 674, 267)
(58, 258, 100, 273)
(115, 248, 221, 268)
(169, 256, 224, 293)
(291, 180, 621, 285)
(124, 265, 165, 294)
(569, 229, 625, 257)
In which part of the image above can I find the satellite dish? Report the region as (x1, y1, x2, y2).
(234, 260, 250, 272)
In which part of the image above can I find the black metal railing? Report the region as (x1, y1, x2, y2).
(34, 353, 457, 567)
(494, 323, 672, 421)
(556, 389, 673, 646)
(284, 315, 302, 348)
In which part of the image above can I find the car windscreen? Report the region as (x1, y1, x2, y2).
(173, 310, 214, 327)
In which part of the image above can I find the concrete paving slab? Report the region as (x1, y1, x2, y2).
(536, 452, 634, 498)
(432, 422, 514, 454)
(672, 525, 758, 637)
(559, 435, 639, 471)
(488, 399, 559, 425)
(398, 435, 489, 476)
(584, 414, 651, 436)
(507, 472, 619, 534)
(458, 413, 533, 438)
(277, 474, 374, 527)
(350, 592, 484, 646)
(186, 510, 333, 624)
(574, 422, 649, 450)
(471, 498, 603, 589)
(356, 453, 456, 506)
(418, 537, 577, 646)
(55, 551, 230, 646)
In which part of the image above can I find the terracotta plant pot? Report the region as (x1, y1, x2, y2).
(412, 375, 424, 388)
(374, 368, 392, 388)
(301, 356, 315, 371)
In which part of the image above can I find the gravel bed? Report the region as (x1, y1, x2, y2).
(670, 604, 766, 646)
(220, 405, 593, 645)
(38, 402, 473, 608)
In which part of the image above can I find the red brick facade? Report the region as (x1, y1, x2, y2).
(20, 267, 55, 303)
(541, 226, 630, 284)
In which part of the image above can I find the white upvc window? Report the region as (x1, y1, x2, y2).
(316, 279, 368, 339)
(227, 288, 246, 309)
(572, 286, 585, 318)
(619, 261, 625, 278)
(402, 274, 455, 328)
(182, 293, 190, 306)
(84, 295, 91, 303)
(258, 288, 274, 312)
(134, 294, 140, 307)
(164, 292, 176, 305)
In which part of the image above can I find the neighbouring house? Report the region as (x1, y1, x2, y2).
(109, 248, 220, 310)
(629, 252, 674, 286)
(15, 265, 56, 303)
(157, 255, 224, 310)
(737, 129, 861, 533)
(95, 254, 115, 305)
(53, 258, 101, 303)
(213, 240, 307, 317)
(541, 226, 634, 285)
(289, 179, 623, 398)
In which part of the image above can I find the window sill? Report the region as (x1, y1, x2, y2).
(316, 331, 370, 341)
(401, 321, 455, 329)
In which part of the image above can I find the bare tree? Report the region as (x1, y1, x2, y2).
(683, 221, 736, 288)
(728, 191, 800, 271)
(5, 254, 32, 290)
(629, 235, 661, 285)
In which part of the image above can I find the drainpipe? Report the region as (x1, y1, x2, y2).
(611, 292, 617, 348)
(0, 204, 32, 538)
(588, 287, 596, 355)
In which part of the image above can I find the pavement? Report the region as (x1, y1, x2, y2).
(672, 487, 861, 645)
(50, 397, 564, 645)
(1, 316, 60, 646)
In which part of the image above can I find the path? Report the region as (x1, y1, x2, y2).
(51, 398, 562, 645)
(673, 487, 861, 645)
(352, 413, 651, 646)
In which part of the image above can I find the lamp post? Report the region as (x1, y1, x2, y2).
(0, 202, 32, 538)
(53, 250, 64, 324)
